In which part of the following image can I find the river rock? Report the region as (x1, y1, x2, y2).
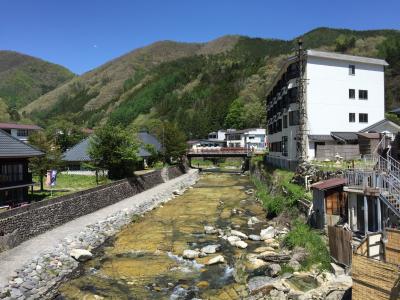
(201, 244, 221, 254)
(230, 230, 248, 239)
(204, 226, 218, 234)
(249, 234, 261, 241)
(288, 259, 301, 271)
(247, 276, 278, 295)
(232, 240, 248, 249)
(260, 226, 276, 240)
(258, 252, 290, 263)
(267, 263, 281, 277)
(70, 249, 93, 262)
(182, 249, 200, 259)
(248, 216, 261, 226)
(206, 255, 225, 265)
(254, 246, 275, 253)
(227, 235, 241, 244)
(292, 247, 308, 262)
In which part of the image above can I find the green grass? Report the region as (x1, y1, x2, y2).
(251, 168, 310, 217)
(283, 220, 331, 271)
(30, 173, 110, 201)
(191, 159, 214, 168)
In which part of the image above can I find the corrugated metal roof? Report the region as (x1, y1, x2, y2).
(307, 50, 389, 66)
(0, 123, 42, 130)
(311, 178, 346, 191)
(0, 129, 44, 158)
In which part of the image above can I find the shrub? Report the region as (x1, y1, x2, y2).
(284, 220, 330, 271)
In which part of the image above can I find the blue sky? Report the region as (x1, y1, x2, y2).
(1, 0, 399, 74)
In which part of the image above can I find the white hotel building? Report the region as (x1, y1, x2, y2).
(266, 50, 388, 169)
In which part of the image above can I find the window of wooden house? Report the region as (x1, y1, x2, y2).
(325, 191, 347, 216)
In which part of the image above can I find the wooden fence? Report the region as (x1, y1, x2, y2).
(327, 226, 353, 266)
(352, 228, 400, 300)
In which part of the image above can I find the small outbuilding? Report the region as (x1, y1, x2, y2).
(310, 178, 347, 229)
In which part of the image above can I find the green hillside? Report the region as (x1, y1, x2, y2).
(0, 51, 74, 121)
(21, 28, 400, 138)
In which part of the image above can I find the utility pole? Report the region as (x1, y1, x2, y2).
(296, 38, 308, 163)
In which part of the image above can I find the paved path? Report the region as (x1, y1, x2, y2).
(0, 170, 197, 288)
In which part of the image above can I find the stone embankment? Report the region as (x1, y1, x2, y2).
(0, 169, 199, 300)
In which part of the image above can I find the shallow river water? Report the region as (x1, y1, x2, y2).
(57, 173, 268, 299)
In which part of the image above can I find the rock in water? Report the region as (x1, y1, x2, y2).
(232, 240, 248, 249)
(267, 263, 281, 277)
(204, 225, 218, 234)
(249, 234, 261, 241)
(260, 226, 276, 240)
(182, 249, 200, 259)
(227, 235, 241, 244)
(230, 230, 248, 239)
(206, 255, 225, 265)
(247, 276, 278, 295)
(201, 244, 221, 254)
(248, 216, 261, 226)
(70, 249, 93, 262)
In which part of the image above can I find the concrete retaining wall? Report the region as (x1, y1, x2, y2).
(0, 167, 184, 252)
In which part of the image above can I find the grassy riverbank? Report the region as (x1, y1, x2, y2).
(30, 174, 109, 201)
(250, 160, 330, 271)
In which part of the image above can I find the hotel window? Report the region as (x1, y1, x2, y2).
(17, 129, 29, 137)
(349, 113, 355, 123)
(289, 111, 300, 126)
(349, 89, 355, 99)
(359, 90, 368, 100)
(359, 113, 368, 123)
(283, 115, 288, 128)
(349, 64, 355, 75)
(282, 136, 288, 157)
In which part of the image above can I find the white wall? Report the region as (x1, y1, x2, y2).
(306, 56, 385, 135)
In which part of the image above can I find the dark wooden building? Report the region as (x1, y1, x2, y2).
(310, 178, 347, 229)
(0, 129, 43, 208)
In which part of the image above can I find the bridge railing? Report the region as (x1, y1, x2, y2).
(187, 147, 251, 155)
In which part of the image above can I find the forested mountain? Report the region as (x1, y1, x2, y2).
(0, 51, 74, 121)
(18, 28, 400, 138)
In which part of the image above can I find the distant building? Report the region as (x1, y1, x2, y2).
(0, 129, 43, 207)
(225, 128, 266, 151)
(208, 130, 226, 142)
(0, 123, 42, 143)
(266, 50, 388, 168)
(62, 131, 162, 171)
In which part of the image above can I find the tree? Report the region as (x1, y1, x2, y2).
(378, 35, 400, 73)
(334, 34, 356, 53)
(224, 98, 245, 129)
(88, 124, 140, 179)
(46, 118, 86, 152)
(28, 131, 63, 191)
(153, 122, 186, 164)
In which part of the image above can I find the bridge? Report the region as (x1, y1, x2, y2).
(187, 147, 253, 158)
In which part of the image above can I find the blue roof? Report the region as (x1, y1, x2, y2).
(62, 132, 161, 162)
(0, 129, 44, 158)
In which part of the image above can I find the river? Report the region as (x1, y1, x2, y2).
(56, 173, 268, 299)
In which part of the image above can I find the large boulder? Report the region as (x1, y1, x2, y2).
(70, 249, 93, 262)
